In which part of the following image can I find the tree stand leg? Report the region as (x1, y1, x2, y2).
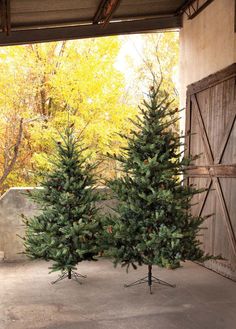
(51, 269, 87, 285)
(124, 265, 175, 294)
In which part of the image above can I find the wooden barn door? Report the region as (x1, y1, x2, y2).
(186, 64, 236, 281)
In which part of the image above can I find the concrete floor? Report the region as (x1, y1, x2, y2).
(0, 259, 235, 329)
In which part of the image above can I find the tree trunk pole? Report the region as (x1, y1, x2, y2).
(68, 269, 72, 279)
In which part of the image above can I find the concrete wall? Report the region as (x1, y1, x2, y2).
(0, 188, 38, 261)
(0, 187, 115, 262)
(179, 0, 236, 108)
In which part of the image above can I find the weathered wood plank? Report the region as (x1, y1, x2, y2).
(186, 164, 236, 177)
(218, 178, 236, 268)
(191, 94, 214, 164)
(213, 177, 236, 257)
(215, 103, 236, 164)
(187, 64, 236, 95)
(197, 179, 212, 217)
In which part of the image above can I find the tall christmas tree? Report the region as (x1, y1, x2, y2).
(104, 82, 210, 293)
(23, 126, 102, 283)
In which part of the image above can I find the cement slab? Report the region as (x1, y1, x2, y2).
(0, 259, 235, 329)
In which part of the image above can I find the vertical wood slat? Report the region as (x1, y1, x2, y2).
(185, 91, 191, 157)
(191, 94, 214, 163)
(197, 179, 212, 218)
(213, 177, 236, 257)
(185, 91, 192, 187)
(214, 104, 236, 164)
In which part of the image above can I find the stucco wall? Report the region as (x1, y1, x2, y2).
(179, 0, 236, 109)
(0, 187, 115, 261)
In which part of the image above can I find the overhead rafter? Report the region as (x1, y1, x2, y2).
(177, 0, 214, 19)
(0, 1, 185, 46)
(93, 0, 122, 26)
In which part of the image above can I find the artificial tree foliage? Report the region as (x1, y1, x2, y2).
(23, 126, 102, 280)
(105, 82, 210, 277)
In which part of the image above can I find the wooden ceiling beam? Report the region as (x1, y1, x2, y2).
(0, 15, 182, 46)
(93, 0, 122, 26)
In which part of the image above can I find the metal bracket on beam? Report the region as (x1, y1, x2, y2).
(0, 0, 11, 35)
(93, 0, 122, 27)
(178, 0, 214, 20)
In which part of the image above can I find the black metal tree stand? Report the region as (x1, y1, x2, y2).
(124, 265, 175, 294)
(51, 268, 87, 285)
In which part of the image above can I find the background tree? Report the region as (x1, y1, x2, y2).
(0, 38, 137, 192)
(104, 81, 209, 293)
(23, 127, 102, 282)
(0, 33, 179, 193)
(119, 33, 179, 110)
(0, 117, 23, 193)
(0, 115, 45, 194)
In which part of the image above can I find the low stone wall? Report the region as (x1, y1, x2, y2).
(0, 187, 115, 262)
(0, 188, 38, 261)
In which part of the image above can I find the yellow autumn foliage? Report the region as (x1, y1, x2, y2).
(0, 37, 136, 191)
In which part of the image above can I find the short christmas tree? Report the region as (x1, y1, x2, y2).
(23, 126, 102, 283)
(104, 82, 209, 293)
